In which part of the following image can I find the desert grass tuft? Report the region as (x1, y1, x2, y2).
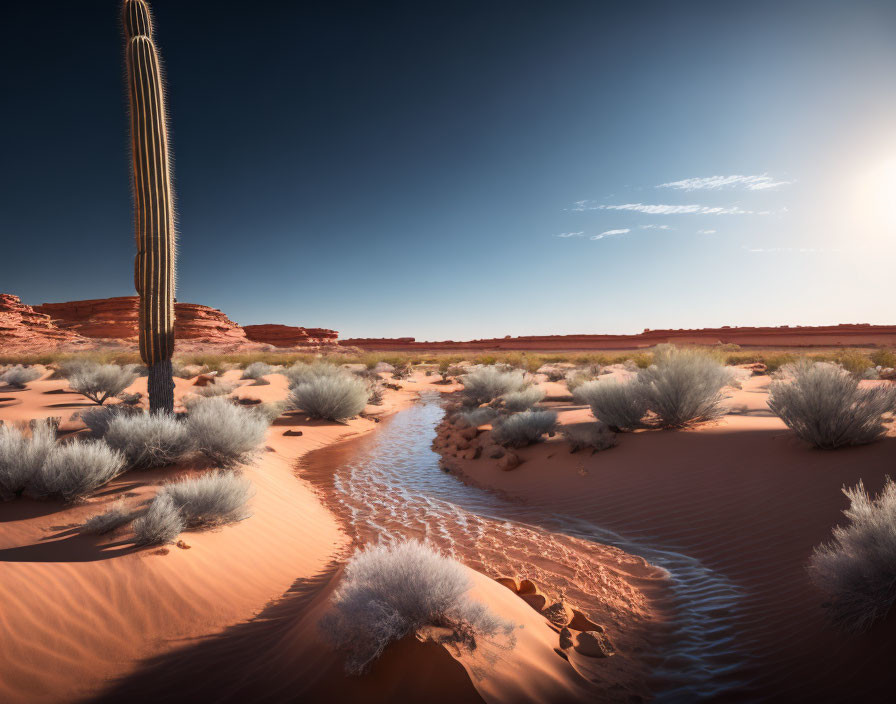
(324, 540, 515, 674)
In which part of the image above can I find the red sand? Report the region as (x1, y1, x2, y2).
(442, 374, 896, 700)
(0, 370, 655, 704)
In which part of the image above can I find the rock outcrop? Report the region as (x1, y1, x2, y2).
(3, 294, 338, 354)
(0, 294, 91, 353)
(33, 297, 250, 345)
(243, 324, 338, 347)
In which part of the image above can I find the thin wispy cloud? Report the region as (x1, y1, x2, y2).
(590, 228, 630, 240)
(658, 174, 792, 191)
(641, 224, 672, 230)
(697, 229, 717, 234)
(597, 203, 753, 215)
(554, 231, 584, 238)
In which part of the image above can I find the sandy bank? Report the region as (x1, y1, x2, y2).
(438, 374, 896, 700)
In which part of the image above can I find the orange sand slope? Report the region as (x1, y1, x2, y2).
(444, 374, 896, 701)
(0, 371, 655, 704)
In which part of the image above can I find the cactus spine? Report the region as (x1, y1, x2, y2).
(122, 0, 175, 412)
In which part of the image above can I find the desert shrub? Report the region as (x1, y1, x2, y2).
(0, 420, 56, 500)
(809, 478, 896, 631)
(870, 349, 896, 369)
(104, 412, 192, 469)
(353, 367, 381, 382)
(241, 362, 275, 381)
(456, 407, 497, 427)
(78, 404, 142, 437)
(133, 493, 185, 545)
(162, 471, 253, 527)
(69, 363, 140, 405)
(541, 366, 568, 382)
(284, 362, 345, 389)
(250, 401, 288, 423)
(192, 380, 238, 397)
(289, 374, 369, 421)
(171, 362, 206, 379)
(561, 423, 618, 453)
(52, 358, 93, 379)
(501, 387, 545, 412)
(827, 350, 875, 377)
(185, 396, 270, 466)
(632, 352, 653, 369)
(1, 365, 42, 388)
(637, 346, 733, 428)
(117, 391, 143, 405)
(492, 410, 557, 448)
(446, 364, 467, 379)
(573, 379, 648, 431)
(461, 366, 528, 406)
(366, 381, 385, 406)
(26, 439, 125, 501)
(768, 362, 896, 449)
(565, 369, 597, 393)
(81, 500, 137, 535)
(325, 540, 514, 674)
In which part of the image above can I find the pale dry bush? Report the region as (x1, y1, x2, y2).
(161, 471, 253, 527)
(289, 374, 369, 421)
(284, 362, 345, 389)
(492, 410, 557, 448)
(78, 405, 141, 437)
(25, 439, 125, 501)
(0, 365, 42, 388)
(0, 420, 56, 500)
(809, 478, 896, 631)
(461, 366, 528, 406)
(573, 379, 648, 431)
(324, 540, 515, 674)
(768, 361, 896, 449)
(185, 396, 270, 466)
(501, 386, 545, 412)
(104, 412, 192, 469)
(637, 345, 733, 428)
(69, 363, 140, 405)
(241, 361, 275, 381)
(133, 493, 185, 545)
(456, 407, 497, 428)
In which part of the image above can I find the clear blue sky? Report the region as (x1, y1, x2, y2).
(2, 0, 894, 340)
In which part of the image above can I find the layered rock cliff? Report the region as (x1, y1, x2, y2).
(243, 324, 338, 347)
(0, 294, 91, 353)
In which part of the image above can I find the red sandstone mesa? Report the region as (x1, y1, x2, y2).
(34, 297, 249, 344)
(0, 294, 90, 353)
(243, 323, 338, 347)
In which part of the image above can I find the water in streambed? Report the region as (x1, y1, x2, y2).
(299, 393, 749, 701)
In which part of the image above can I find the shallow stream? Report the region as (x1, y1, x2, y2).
(300, 393, 749, 701)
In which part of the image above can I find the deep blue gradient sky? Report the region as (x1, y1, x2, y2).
(2, 1, 895, 339)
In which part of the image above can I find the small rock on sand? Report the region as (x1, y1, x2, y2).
(498, 452, 520, 471)
(574, 631, 614, 658)
(544, 601, 574, 627)
(559, 627, 574, 649)
(569, 609, 603, 632)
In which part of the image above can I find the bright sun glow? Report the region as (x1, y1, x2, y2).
(857, 156, 896, 236)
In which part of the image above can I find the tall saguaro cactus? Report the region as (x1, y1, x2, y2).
(122, 0, 175, 413)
